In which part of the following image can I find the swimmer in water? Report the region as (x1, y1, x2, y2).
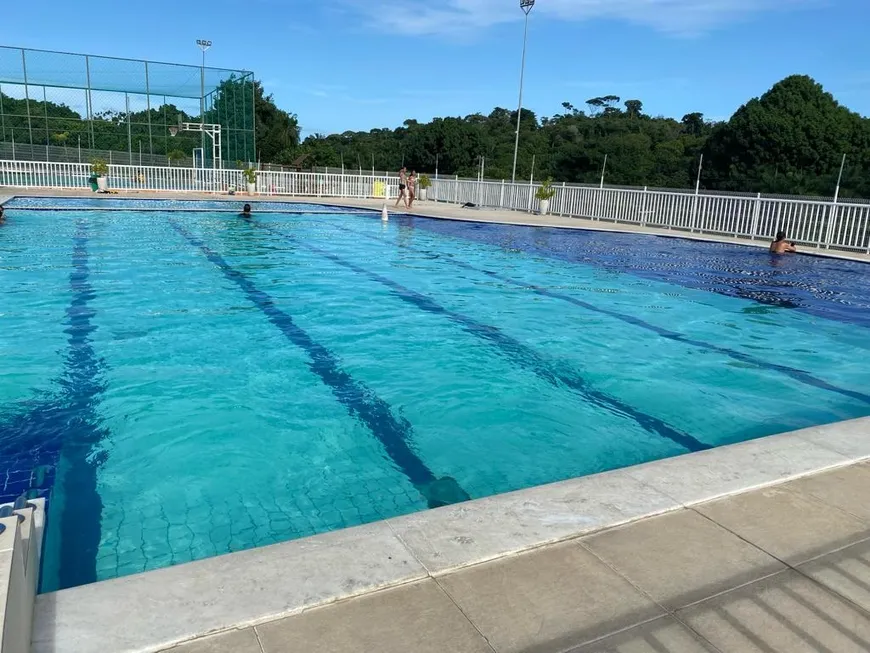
(241, 203, 252, 217)
(770, 231, 797, 254)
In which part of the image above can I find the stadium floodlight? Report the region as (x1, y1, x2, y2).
(512, 0, 536, 183)
(196, 40, 213, 166)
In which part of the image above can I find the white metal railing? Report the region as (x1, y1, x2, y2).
(1, 159, 868, 252)
(0, 161, 396, 202)
(428, 177, 870, 253)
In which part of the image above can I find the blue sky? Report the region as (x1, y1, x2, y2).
(5, 0, 869, 137)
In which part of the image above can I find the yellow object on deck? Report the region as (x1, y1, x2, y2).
(373, 180, 387, 198)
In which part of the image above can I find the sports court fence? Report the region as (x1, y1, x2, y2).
(0, 46, 256, 168)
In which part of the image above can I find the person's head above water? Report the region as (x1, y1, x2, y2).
(242, 203, 252, 214)
(775, 230, 787, 242)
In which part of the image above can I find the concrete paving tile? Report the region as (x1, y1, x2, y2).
(696, 485, 870, 565)
(782, 463, 870, 521)
(625, 434, 848, 506)
(161, 628, 262, 653)
(678, 570, 870, 653)
(255, 579, 492, 653)
(436, 541, 664, 653)
(389, 469, 677, 575)
(798, 539, 870, 613)
(568, 617, 718, 653)
(582, 509, 783, 610)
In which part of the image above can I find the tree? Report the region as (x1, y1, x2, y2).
(624, 100, 643, 119)
(703, 75, 867, 195)
(681, 112, 706, 136)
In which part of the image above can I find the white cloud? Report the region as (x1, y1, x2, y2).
(344, 0, 821, 37)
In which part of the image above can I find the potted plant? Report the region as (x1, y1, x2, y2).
(90, 158, 109, 192)
(418, 174, 432, 201)
(535, 178, 556, 215)
(242, 167, 257, 195)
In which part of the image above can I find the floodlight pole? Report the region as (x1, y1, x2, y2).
(197, 39, 213, 166)
(511, 0, 535, 184)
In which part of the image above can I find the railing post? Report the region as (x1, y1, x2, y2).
(689, 193, 700, 232)
(500, 179, 505, 209)
(824, 198, 839, 249)
(749, 193, 762, 240)
(640, 186, 648, 226)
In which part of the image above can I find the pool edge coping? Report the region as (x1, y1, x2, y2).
(31, 416, 870, 653)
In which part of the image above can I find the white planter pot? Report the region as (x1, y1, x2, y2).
(419, 188, 428, 201)
(539, 199, 550, 216)
(247, 182, 256, 195)
(96, 176, 108, 192)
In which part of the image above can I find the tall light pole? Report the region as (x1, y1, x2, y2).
(511, 0, 535, 184)
(197, 39, 212, 167)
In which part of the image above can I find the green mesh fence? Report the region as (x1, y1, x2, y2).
(0, 46, 256, 167)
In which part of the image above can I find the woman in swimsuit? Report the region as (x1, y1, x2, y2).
(395, 167, 408, 207)
(407, 171, 417, 209)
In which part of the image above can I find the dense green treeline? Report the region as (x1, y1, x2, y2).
(292, 75, 870, 198)
(2, 74, 867, 198)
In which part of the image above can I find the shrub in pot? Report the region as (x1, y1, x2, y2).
(535, 178, 556, 215)
(418, 174, 432, 201)
(242, 167, 257, 195)
(91, 158, 109, 192)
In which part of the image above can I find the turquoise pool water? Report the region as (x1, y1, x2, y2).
(1, 198, 869, 591)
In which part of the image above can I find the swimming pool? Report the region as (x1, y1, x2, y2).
(2, 197, 869, 592)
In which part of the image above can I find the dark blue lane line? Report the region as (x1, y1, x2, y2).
(324, 219, 870, 407)
(258, 223, 709, 453)
(167, 219, 469, 509)
(56, 221, 109, 590)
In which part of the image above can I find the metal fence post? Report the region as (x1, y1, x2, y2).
(824, 199, 839, 249)
(749, 193, 762, 240)
(500, 179, 505, 208)
(640, 186, 648, 225)
(689, 194, 700, 232)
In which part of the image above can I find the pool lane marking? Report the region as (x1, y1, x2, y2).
(257, 223, 710, 454)
(321, 218, 870, 407)
(167, 218, 470, 510)
(57, 220, 109, 590)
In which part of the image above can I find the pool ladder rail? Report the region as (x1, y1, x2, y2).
(0, 495, 47, 653)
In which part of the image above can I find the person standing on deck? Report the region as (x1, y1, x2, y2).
(395, 167, 408, 208)
(407, 171, 417, 209)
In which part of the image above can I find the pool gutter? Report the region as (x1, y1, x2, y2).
(31, 417, 870, 653)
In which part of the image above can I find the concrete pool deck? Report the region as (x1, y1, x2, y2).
(31, 417, 870, 653)
(3, 187, 869, 264)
